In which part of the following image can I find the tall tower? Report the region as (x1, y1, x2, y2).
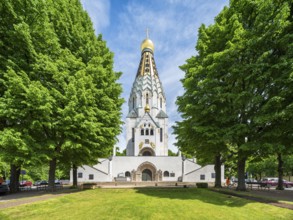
(126, 35, 168, 156)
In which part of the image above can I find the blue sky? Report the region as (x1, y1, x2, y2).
(80, 0, 229, 152)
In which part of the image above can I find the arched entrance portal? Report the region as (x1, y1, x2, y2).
(142, 151, 152, 156)
(142, 169, 152, 181)
(140, 147, 155, 156)
(136, 162, 159, 182)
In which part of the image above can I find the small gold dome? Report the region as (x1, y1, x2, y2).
(145, 104, 150, 112)
(141, 38, 154, 52)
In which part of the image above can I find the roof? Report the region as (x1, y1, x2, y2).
(156, 110, 168, 118)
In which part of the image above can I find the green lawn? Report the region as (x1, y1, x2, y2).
(0, 188, 292, 220)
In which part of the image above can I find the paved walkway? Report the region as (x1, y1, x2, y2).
(0, 189, 78, 210)
(211, 188, 293, 210)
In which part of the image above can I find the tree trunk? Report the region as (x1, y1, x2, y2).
(214, 154, 222, 188)
(236, 156, 246, 191)
(72, 164, 77, 187)
(276, 153, 284, 190)
(48, 158, 57, 191)
(10, 164, 21, 193)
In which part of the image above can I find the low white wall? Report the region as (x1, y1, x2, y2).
(70, 156, 224, 183)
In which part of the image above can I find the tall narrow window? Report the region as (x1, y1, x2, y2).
(146, 129, 149, 136)
(150, 129, 154, 135)
(160, 98, 162, 108)
(141, 129, 144, 136)
(132, 128, 134, 142)
(160, 128, 163, 142)
(133, 97, 135, 109)
(146, 93, 149, 104)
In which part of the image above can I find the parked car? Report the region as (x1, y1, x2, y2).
(260, 177, 292, 188)
(283, 179, 293, 188)
(0, 182, 9, 194)
(19, 180, 33, 187)
(260, 178, 278, 187)
(245, 178, 257, 183)
(34, 180, 48, 186)
(55, 180, 62, 185)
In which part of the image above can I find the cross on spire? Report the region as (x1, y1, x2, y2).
(146, 28, 149, 38)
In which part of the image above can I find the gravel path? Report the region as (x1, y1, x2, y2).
(0, 189, 77, 210)
(211, 188, 293, 210)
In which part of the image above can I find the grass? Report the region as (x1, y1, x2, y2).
(0, 188, 292, 220)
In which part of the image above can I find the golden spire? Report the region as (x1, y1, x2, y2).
(141, 28, 154, 52)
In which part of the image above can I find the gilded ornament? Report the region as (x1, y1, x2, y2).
(139, 142, 144, 150)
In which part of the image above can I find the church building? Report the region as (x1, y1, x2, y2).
(70, 36, 223, 184)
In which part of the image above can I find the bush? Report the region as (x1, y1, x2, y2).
(82, 182, 97, 189)
(196, 183, 208, 188)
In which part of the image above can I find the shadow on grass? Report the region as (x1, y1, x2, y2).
(133, 187, 255, 208)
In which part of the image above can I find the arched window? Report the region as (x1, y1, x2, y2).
(125, 171, 131, 177)
(150, 129, 154, 135)
(141, 129, 144, 136)
(145, 129, 149, 136)
(146, 93, 149, 104)
(163, 171, 169, 177)
(160, 98, 162, 108)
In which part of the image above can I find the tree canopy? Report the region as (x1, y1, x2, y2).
(0, 0, 123, 191)
(174, 0, 293, 190)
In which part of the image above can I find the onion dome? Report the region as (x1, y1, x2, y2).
(141, 38, 154, 52)
(145, 104, 150, 113)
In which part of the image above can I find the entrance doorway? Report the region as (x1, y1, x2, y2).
(142, 151, 152, 156)
(142, 169, 152, 181)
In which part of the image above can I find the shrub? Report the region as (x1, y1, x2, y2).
(196, 183, 208, 188)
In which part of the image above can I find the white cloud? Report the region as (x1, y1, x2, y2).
(80, 0, 110, 34)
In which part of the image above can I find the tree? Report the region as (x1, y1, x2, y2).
(175, 0, 293, 191)
(0, 0, 123, 191)
(0, 0, 54, 192)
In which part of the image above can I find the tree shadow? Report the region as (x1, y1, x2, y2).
(133, 187, 269, 208)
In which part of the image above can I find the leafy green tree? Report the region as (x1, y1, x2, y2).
(0, 0, 123, 191)
(0, 0, 53, 191)
(175, 0, 292, 191)
(284, 155, 293, 181)
(168, 149, 178, 156)
(253, 0, 293, 190)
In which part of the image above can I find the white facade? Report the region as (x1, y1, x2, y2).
(71, 37, 223, 184)
(71, 156, 224, 183)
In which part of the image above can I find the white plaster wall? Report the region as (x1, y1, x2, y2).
(184, 159, 201, 174)
(71, 165, 111, 183)
(111, 156, 184, 181)
(71, 157, 224, 183)
(92, 158, 109, 174)
(184, 165, 225, 183)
